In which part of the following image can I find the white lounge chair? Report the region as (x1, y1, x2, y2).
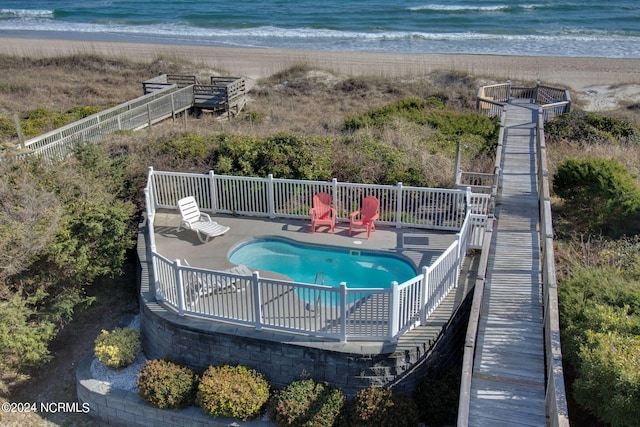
(177, 196, 230, 243)
(182, 260, 253, 307)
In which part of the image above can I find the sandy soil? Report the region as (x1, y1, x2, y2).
(1, 37, 640, 112)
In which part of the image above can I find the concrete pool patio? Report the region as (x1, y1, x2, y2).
(151, 210, 458, 277)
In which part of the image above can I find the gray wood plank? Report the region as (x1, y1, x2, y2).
(468, 104, 546, 426)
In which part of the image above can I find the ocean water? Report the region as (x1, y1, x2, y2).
(1, 1, 639, 58)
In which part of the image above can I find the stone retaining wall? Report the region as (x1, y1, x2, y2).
(140, 298, 408, 398)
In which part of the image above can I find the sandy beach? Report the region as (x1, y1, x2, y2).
(1, 37, 640, 111)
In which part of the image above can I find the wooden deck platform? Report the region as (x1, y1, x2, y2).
(141, 74, 247, 118)
(467, 103, 546, 426)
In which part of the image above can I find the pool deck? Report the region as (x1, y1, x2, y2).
(148, 210, 476, 359)
(152, 210, 458, 279)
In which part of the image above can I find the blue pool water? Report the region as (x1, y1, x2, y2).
(228, 237, 416, 289)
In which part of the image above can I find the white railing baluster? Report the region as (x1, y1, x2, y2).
(252, 271, 263, 331)
(147, 170, 484, 342)
(175, 259, 185, 316)
(339, 283, 347, 343)
(396, 182, 403, 228)
(390, 282, 400, 340)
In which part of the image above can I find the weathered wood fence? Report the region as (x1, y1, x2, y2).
(11, 74, 247, 161)
(17, 85, 193, 160)
(458, 98, 570, 426)
(477, 81, 571, 120)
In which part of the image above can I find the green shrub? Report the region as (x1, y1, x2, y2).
(159, 133, 209, 162)
(211, 132, 333, 180)
(0, 116, 16, 141)
(342, 97, 428, 132)
(558, 265, 640, 425)
(558, 266, 640, 366)
(0, 296, 56, 394)
(196, 365, 270, 420)
(341, 98, 499, 158)
(545, 111, 639, 145)
(270, 378, 345, 427)
(341, 387, 418, 427)
(332, 135, 435, 187)
(136, 359, 199, 409)
(17, 106, 106, 138)
(244, 111, 266, 124)
(94, 327, 140, 368)
(553, 157, 640, 235)
(414, 367, 460, 426)
(573, 331, 640, 426)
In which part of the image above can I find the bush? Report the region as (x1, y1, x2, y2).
(196, 365, 270, 420)
(558, 265, 640, 425)
(573, 331, 640, 426)
(545, 111, 639, 145)
(553, 157, 640, 235)
(136, 359, 199, 409)
(0, 296, 56, 394)
(270, 378, 345, 427)
(341, 97, 499, 154)
(159, 133, 209, 162)
(558, 265, 640, 360)
(94, 327, 140, 368)
(341, 387, 419, 427)
(18, 106, 106, 138)
(211, 132, 333, 180)
(414, 367, 460, 426)
(244, 111, 266, 124)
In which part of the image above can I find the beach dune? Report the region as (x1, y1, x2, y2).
(2, 37, 639, 110)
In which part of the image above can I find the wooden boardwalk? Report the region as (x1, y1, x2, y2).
(467, 102, 546, 426)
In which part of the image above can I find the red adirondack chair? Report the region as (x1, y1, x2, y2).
(309, 192, 336, 233)
(349, 196, 379, 239)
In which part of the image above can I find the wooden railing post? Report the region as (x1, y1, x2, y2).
(454, 235, 462, 288)
(13, 114, 25, 149)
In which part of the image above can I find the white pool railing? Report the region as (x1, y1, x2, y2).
(144, 168, 489, 342)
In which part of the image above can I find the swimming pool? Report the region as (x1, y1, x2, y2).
(228, 237, 416, 289)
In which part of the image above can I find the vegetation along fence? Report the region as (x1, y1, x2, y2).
(17, 84, 193, 161)
(144, 168, 490, 342)
(476, 81, 571, 120)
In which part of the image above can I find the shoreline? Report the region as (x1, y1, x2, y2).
(2, 37, 640, 92)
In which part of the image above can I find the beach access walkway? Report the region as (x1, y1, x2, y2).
(466, 102, 547, 426)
